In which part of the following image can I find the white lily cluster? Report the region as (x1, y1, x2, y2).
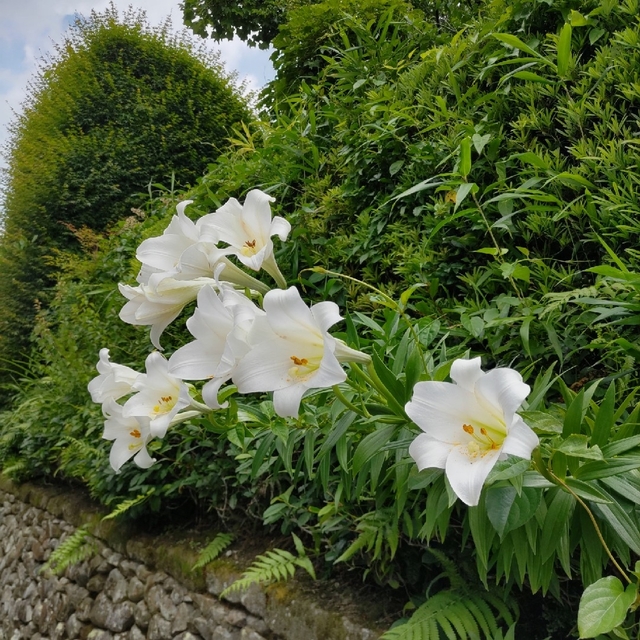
(89, 190, 370, 472)
(90, 188, 538, 507)
(88, 349, 202, 472)
(119, 191, 287, 350)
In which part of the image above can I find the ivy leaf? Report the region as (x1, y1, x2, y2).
(472, 133, 491, 154)
(578, 577, 636, 638)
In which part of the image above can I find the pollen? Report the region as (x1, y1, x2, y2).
(129, 429, 141, 439)
(241, 239, 258, 256)
(290, 356, 309, 366)
(462, 424, 474, 434)
(161, 396, 172, 403)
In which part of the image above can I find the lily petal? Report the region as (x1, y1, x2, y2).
(405, 381, 500, 442)
(501, 417, 539, 459)
(475, 368, 530, 426)
(450, 357, 484, 392)
(273, 384, 308, 418)
(409, 434, 452, 470)
(445, 446, 502, 507)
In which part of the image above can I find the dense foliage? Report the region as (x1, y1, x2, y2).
(0, 6, 250, 394)
(4, 0, 640, 637)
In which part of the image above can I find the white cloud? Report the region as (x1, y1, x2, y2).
(0, 0, 275, 171)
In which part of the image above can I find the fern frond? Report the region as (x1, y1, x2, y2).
(381, 590, 517, 640)
(1, 459, 27, 478)
(192, 533, 235, 571)
(60, 437, 100, 466)
(41, 526, 97, 576)
(102, 488, 155, 521)
(220, 540, 315, 599)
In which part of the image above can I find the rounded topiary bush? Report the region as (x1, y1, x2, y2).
(0, 6, 252, 393)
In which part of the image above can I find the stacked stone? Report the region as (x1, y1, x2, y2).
(0, 490, 273, 640)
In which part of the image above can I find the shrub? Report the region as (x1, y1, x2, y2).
(0, 5, 251, 394)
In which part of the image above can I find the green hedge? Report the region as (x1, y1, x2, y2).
(0, 6, 251, 394)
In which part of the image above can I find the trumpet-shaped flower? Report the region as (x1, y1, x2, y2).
(406, 357, 538, 507)
(88, 348, 140, 404)
(102, 399, 155, 472)
(233, 286, 369, 418)
(202, 189, 290, 287)
(135, 201, 270, 293)
(169, 284, 263, 408)
(119, 278, 216, 350)
(122, 352, 194, 438)
(136, 200, 221, 282)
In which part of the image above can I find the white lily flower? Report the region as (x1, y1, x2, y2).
(135, 200, 270, 293)
(203, 189, 290, 288)
(136, 200, 218, 281)
(233, 286, 368, 418)
(88, 348, 140, 404)
(102, 399, 155, 472)
(169, 284, 263, 409)
(406, 357, 539, 507)
(122, 352, 194, 438)
(119, 278, 215, 350)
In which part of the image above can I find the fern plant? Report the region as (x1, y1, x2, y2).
(381, 589, 517, 640)
(192, 532, 235, 571)
(102, 488, 155, 521)
(41, 526, 97, 576)
(381, 550, 518, 640)
(220, 533, 316, 598)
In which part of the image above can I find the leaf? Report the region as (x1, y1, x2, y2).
(563, 389, 585, 437)
(589, 27, 605, 45)
(493, 33, 544, 59)
(540, 489, 575, 562)
(318, 411, 356, 460)
(192, 533, 235, 571)
(520, 411, 563, 434)
(389, 160, 404, 176)
(475, 247, 509, 256)
(557, 23, 572, 77)
(591, 383, 616, 448)
(352, 424, 396, 473)
(578, 577, 636, 638)
(353, 78, 366, 90)
(459, 137, 472, 176)
(563, 478, 612, 504)
(511, 151, 548, 169)
(555, 434, 604, 460)
(513, 71, 551, 83)
(569, 10, 589, 27)
(486, 486, 541, 537)
(472, 133, 491, 154)
(593, 496, 640, 554)
(454, 182, 476, 212)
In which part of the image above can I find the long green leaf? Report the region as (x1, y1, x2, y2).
(557, 23, 572, 77)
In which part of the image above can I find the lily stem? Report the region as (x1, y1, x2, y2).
(548, 468, 631, 585)
(332, 384, 370, 418)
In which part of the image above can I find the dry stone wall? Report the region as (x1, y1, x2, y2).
(0, 477, 384, 640)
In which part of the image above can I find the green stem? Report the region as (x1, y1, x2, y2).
(332, 384, 370, 418)
(471, 191, 523, 301)
(537, 455, 632, 585)
(366, 362, 408, 419)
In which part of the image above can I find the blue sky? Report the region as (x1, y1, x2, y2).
(0, 0, 275, 172)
